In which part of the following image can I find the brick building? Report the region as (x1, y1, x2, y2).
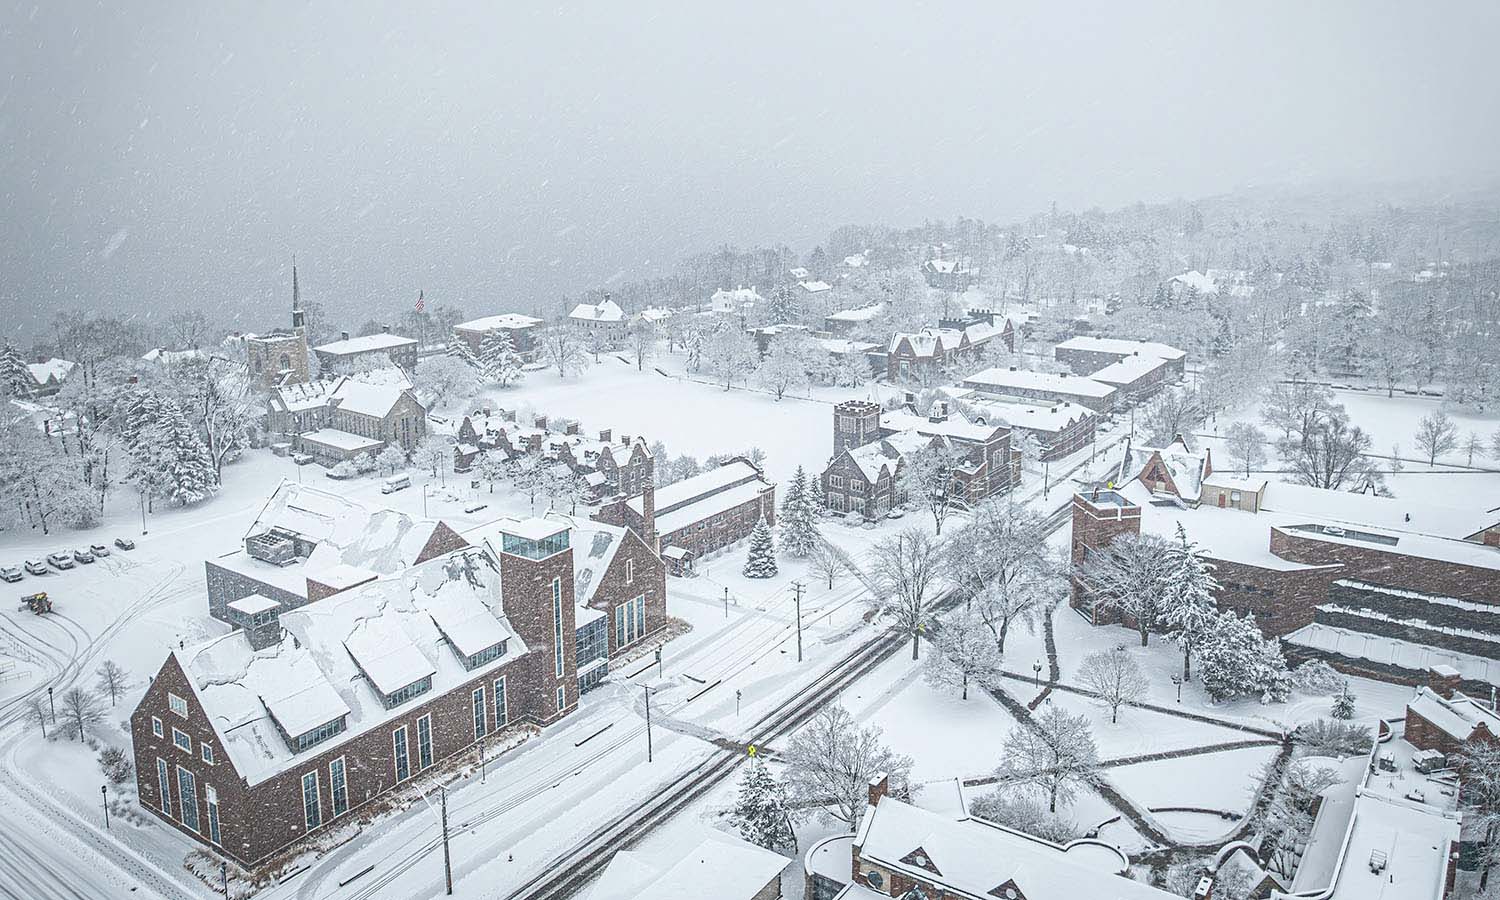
(820, 399, 1021, 519)
(1070, 445, 1500, 692)
(246, 265, 311, 389)
(452, 313, 545, 362)
(961, 367, 1119, 413)
(595, 458, 775, 571)
(312, 330, 419, 373)
(295, 380, 427, 465)
(886, 320, 1008, 383)
(1404, 668, 1500, 756)
(1053, 336, 1186, 381)
(921, 257, 973, 291)
(130, 518, 581, 868)
(956, 390, 1097, 461)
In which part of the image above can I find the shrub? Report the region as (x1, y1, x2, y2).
(99, 746, 134, 784)
(1294, 718, 1373, 757)
(1291, 660, 1344, 694)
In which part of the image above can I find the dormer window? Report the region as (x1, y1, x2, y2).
(383, 676, 433, 709)
(465, 641, 507, 670)
(292, 717, 347, 753)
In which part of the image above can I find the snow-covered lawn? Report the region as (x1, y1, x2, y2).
(1104, 743, 1280, 815)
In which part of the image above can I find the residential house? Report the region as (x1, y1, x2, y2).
(823, 304, 885, 336)
(921, 257, 973, 291)
(453, 314, 545, 362)
(568, 297, 626, 347)
(710, 286, 764, 318)
(25, 358, 75, 397)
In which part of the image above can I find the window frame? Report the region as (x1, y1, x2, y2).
(392, 725, 411, 783)
(177, 765, 199, 833)
(151, 716, 163, 738)
(156, 757, 171, 816)
(172, 727, 192, 754)
(200, 743, 214, 765)
(329, 756, 349, 818)
(472, 686, 487, 740)
(302, 770, 322, 831)
(625, 558, 634, 585)
(495, 676, 508, 727)
(168, 692, 189, 719)
(552, 577, 565, 678)
(556, 685, 566, 714)
(417, 714, 433, 770)
(205, 784, 222, 846)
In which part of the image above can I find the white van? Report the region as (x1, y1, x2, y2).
(381, 474, 412, 494)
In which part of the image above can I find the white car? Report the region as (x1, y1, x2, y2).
(47, 552, 75, 570)
(90, 543, 112, 557)
(24, 559, 48, 576)
(0, 566, 22, 583)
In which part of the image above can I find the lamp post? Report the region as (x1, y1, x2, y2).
(643, 685, 654, 763)
(480, 737, 487, 783)
(101, 785, 109, 829)
(1171, 673, 1183, 703)
(422, 484, 429, 517)
(735, 689, 741, 718)
(48, 686, 55, 722)
(1032, 660, 1043, 687)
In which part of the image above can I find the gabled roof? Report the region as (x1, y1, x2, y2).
(272, 376, 345, 413)
(845, 430, 931, 483)
(827, 304, 885, 323)
(548, 513, 631, 608)
(1133, 437, 1210, 501)
(798, 279, 833, 293)
(455, 313, 544, 331)
(330, 379, 414, 419)
(1054, 336, 1185, 362)
(178, 546, 524, 786)
(1406, 686, 1500, 741)
(313, 332, 418, 356)
(26, 358, 75, 385)
(890, 328, 966, 358)
(569, 298, 625, 323)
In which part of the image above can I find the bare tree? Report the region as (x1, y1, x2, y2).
(539, 326, 589, 378)
(1259, 379, 1338, 444)
(923, 609, 1004, 700)
(809, 540, 845, 589)
(60, 687, 105, 742)
(946, 501, 1055, 654)
(1222, 422, 1268, 477)
(868, 528, 945, 660)
(781, 704, 913, 829)
(1138, 387, 1202, 447)
(95, 660, 132, 706)
(897, 440, 963, 536)
(702, 327, 758, 390)
(1457, 740, 1500, 891)
(1075, 532, 1175, 646)
(628, 318, 656, 371)
(1077, 648, 1148, 723)
(163, 308, 211, 349)
(1278, 408, 1380, 491)
(996, 705, 1099, 812)
(1414, 410, 1458, 466)
(27, 697, 48, 739)
(1463, 432, 1485, 467)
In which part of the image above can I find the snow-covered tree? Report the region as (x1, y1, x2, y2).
(946, 500, 1055, 655)
(1159, 524, 1221, 679)
(507, 457, 546, 511)
(1138, 387, 1201, 447)
(1260, 379, 1338, 444)
(810, 540, 845, 588)
(743, 518, 778, 578)
(1077, 648, 1148, 723)
(1330, 682, 1356, 720)
(1260, 760, 1342, 873)
(897, 439, 963, 536)
(1222, 422, 1267, 478)
(996, 705, 1099, 813)
(778, 467, 820, 558)
(415, 355, 481, 410)
(968, 792, 1080, 843)
(1464, 432, 1486, 467)
(95, 660, 132, 706)
(1414, 410, 1458, 466)
(807, 471, 827, 513)
(627, 317, 657, 371)
(923, 609, 1004, 700)
(0, 414, 99, 532)
(1197, 611, 1290, 703)
(782, 704, 913, 829)
(539, 326, 589, 378)
(415, 433, 456, 480)
(766, 284, 799, 324)
(868, 528, 944, 660)
(155, 399, 216, 506)
(1075, 531, 1174, 646)
(59, 687, 105, 742)
(446, 336, 482, 369)
(1455, 740, 1500, 891)
(476, 451, 508, 493)
(374, 444, 407, 476)
(1278, 405, 1380, 492)
(0, 343, 32, 397)
(731, 762, 796, 852)
(830, 350, 871, 388)
(757, 334, 815, 400)
(703, 327, 758, 390)
(479, 329, 524, 387)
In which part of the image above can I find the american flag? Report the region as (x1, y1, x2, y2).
(415, 290, 425, 314)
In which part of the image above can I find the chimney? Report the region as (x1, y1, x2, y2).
(382, 324, 390, 333)
(534, 415, 548, 430)
(599, 428, 612, 443)
(1192, 875, 1214, 899)
(565, 422, 579, 436)
(340, 330, 350, 342)
(641, 453, 657, 551)
(1428, 665, 1462, 700)
(928, 401, 949, 423)
(867, 771, 889, 806)
(620, 434, 631, 447)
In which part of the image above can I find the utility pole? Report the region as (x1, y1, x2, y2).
(643, 685, 654, 763)
(723, 586, 730, 618)
(441, 786, 453, 895)
(101, 785, 109, 829)
(735, 689, 741, 718)
(792, 581, 804, 662)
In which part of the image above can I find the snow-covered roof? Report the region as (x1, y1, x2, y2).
(499, 516, 568, 542)
(313, 332, 417, 356)
(844, 252, 868, 267)
(1200, 474, 1267, 493)
(549, 514, 629, 608)
(638, 307, 674, 322)
(1406, 686, 1500, 741)
(298, 428, 385, 453)
(1055, 336, 1186, 362)
(587, 834, 788, 900)
(227, 594, 280, 616)
(180, 546, 522, 785)
(274, 377, 345, 412)
(880, 410, 996, 444)
(855, 797, 1160, 900)
(653, 481, 771, 537)
(455, 313, 544, 331)
(330, 380, 412, 419)
(1259, 481, 1500, 542)
(924, 258, 968, 274)
(963, 367, 1117, 399)
(1089, 353, 1170, 386)
(710, 286, 764, 312)
(1170, 270, 1218, 295)
(1119, 480, 1326, 572)
(846, 430, 931, 483)
(966, 396, 1091, 433)
(891, 328, 966, 358)
(1134, 437, 1210, 501)
(798, 279, 833, 293)
(569, 298, 625, 323)
(26, 358, 74, 385)
(628, 460, 763, 518)
(827, 304, 885, 323)
(817, 338, 879, 356)
(141, 347, 205, 365)
(308, 562, 379, 591)
(1286, 624, 1500, 688)
(788, 267, 809, 279)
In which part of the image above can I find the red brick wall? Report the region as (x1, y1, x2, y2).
(590, 527, 669, 655)
(1068, 493, 1142, 620)
(1269, 528, 1500, 606)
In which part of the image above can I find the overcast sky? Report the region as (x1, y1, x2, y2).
(3, 1, 1498, 340)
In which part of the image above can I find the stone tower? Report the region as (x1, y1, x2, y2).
(833, 399, 882, 453)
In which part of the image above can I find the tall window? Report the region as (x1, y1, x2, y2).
(156, 758, 171, 815)
(392, 726, 410, 783)
(472, 686, 487, 739)
(494, 677, 508, 727)
(168, 692, 188, 718)
(625, 558, 634, 585)
(177, 766, 199, 832)
(205, 785, 222, 845)
(329, 757, 348, 818)
(633, 595, 645, 640)
(615, 605, 628, 649)
(417, 715, 433, 770)
(616, 596, 647, 647)
(151, 717, 163, 738)
(302, 771, 321, 831)
(556, 685, 566, 713)
(552, 577, 564, 678)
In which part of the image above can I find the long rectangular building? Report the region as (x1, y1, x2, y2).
(962, 367, 1118, 412)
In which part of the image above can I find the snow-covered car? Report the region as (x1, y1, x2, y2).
(73, 549, 95, 564)
(292, 453, 316, 466)
(24, 559, 48, 576)
(885, 507, 906, 519)
(113, 537, 136, 551)
(89, 543, 111, 557)
(463, 502, 489, 514)
(0, 566, 22, 583)
(47, 552, 75, 570)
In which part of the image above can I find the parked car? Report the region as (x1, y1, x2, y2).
(463, 502, 489, 514)
(0, 566, 22, 583)
(73, 549, 95, 564)
(47, 552, 75, 570)
(24, 559, 48, 576)
(113, 537, 136, 551)
(292, 453, 315, 466)
(89, 543, 111, 557)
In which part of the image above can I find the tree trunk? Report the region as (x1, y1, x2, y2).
(998, 619, 1010, 655)
(1112, 704, 1118, 724)
(1183, 645, 1192, 680)
(1048, 784, 1057, 813)
(911, 630, 920, 660)
(1139, 625, 1149, 647)
(961, 673, 968, 701)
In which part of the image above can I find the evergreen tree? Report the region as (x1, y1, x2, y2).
(1331, 682, 1356, 720)
(160, 399, 216, 505)
(1159, 524, 1220, 680)
(446, 337, 482, 370)
(807, 474, 827, 515)
(478, 329, 524, 387)
(732, 761, 797, 852)
(778, 467, 820, 558)
(743, 518, 778, 578)
(0, 343, 31, 397)
(767, 284, 799, 324)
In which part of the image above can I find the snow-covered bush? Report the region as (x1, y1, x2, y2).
(1293, 719, 1372, 757)
(99, 746, 134, 784)
(968, 792, 1080, 843)
(327, 460, 359, 480)
(1291, 660, 1345, 694)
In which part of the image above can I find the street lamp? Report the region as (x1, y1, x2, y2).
(1032, 660, 1043, 687)
(1171, 673, 1183, 703)
(101, 785, 109, 829)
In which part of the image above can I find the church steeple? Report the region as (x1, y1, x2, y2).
(290, 256, 306, 332)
